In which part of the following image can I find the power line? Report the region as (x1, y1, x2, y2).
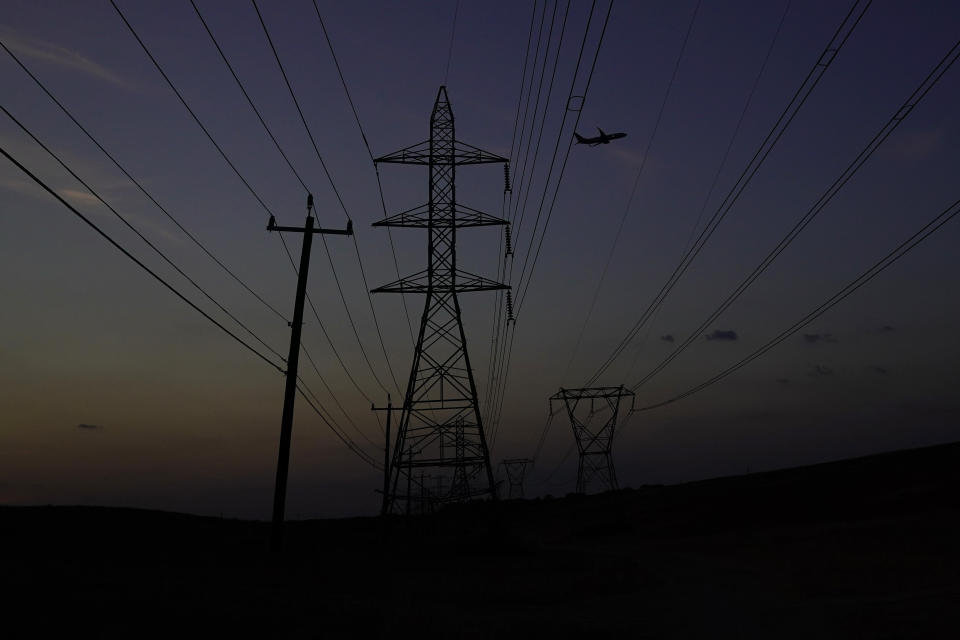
(487, 0, 609, 449)
(635, 195, 960, 412)
(489, 319, 519, 450)
(0, 142, 284, 373)
(631, 34, 960, 392)
(252, 0, 402, 395)
(506, 0, 551, 228)
(188, 0, 310, 194)
(0, 36, 288, 323)
(509, 0, 564, 235)
(531, 413, 555, 463)
(311, 0, 415, 344)
(489, 0, 590, 424)
(110, 0, 280, 218)
(620, 0, 792, 385)
(534, 440, 575, 487)
(148, 0, 377, 406)
(508, 1, 543, 164)
(444, 0, 461, 85)
(490, 0, 613, 444)
(563, 0, 701, 379)
(513, 0, 615, 314)
(299, 346, 382, 447)
(9, 5, 382, 452)
(511, 0, 572, 244)
(0, 102, 286, 364)
(583, 0, 873, 386)
(677, 0, 792, 264)
(296, 384, 383, 470)
(484, 0, 539, 426)
(249, 0, 348, 215)
(488, 0, 572, 449)
(317, 232, 398, 394)
(275, 233, 376, 405)
(3, 71, 377, 473)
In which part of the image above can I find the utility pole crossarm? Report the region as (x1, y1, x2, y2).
(268, 217, 353, 236)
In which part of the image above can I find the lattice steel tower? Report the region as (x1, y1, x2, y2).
(373, 86, 509, 514)
(499, 458, 534, 499)
(550, 387, 635, 494)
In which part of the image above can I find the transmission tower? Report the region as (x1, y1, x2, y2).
(550, 386, 635, 494)
(499, 458, 533, 499)
(373, 86, 509, 515)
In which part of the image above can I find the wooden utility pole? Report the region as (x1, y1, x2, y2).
(371, 394, 397, 516)
(269, 194, 352, 552)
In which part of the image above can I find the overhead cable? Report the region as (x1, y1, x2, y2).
(0, 143, 284, 374)
(583, 0, 874, 386)
(632, 34, 960, 391)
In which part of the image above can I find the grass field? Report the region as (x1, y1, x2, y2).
(4, 442, 959, 638)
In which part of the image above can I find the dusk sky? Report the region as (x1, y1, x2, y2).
(2, 0, 959, 519)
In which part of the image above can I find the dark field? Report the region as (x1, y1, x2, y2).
(4, 442, 959, 638)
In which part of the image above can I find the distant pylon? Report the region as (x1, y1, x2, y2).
(499, 458, 533, 499)
(373, 86, 509, 515)
(550, 386, 635, 494)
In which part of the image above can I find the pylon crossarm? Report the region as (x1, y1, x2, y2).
(372, 269, 509, 293)
(375, 139, 507, 165)
(374, 140, 430, 164)
(405, 456, 487, 468)
(408, 407, 474, 424)
(452, 139, 509, 164)
(373, 202, 508, 228)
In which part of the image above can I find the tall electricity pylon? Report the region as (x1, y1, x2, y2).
(550, 387, 635, 494)
(499, 458, 534, 499)
(373, 86, 509, 515)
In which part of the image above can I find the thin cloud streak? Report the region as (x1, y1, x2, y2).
(1, 31, 130, 88)
(59, 188, 101, 206)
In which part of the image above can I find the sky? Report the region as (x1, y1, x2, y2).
(1, 0, 959, 519)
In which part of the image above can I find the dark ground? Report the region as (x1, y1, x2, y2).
(3, 442, 960, 638)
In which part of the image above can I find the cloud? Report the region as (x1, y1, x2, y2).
(705, 329, 738, 341)
(869, 365, 889, 375)
(609, 146, 646, 167)
(0, 177, 40, 198)
(879, 325, 896, 333)
(76, 423, 100, 430)
(1, 32, 129, 88)
(802, 332, 837, 344)
(809, 365, 834, 377)
(659, 334, 675, 343)
(893, 128, 944, 162)
(58, 188, 100, 207)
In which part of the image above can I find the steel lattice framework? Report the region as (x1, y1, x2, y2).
(550, 386, 635, 494)
(374, 86, 508, 514)
(499, 458, 534, 499)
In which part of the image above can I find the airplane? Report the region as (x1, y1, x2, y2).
(574, 127, 627, 146)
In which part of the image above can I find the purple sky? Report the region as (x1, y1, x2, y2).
(2, 0, 959, 518)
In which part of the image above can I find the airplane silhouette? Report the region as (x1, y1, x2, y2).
(574, 127, 627, 146)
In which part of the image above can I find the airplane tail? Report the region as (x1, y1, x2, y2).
(574, 132, 587, 144)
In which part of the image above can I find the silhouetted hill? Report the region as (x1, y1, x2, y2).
(3, 441, 958, 638)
